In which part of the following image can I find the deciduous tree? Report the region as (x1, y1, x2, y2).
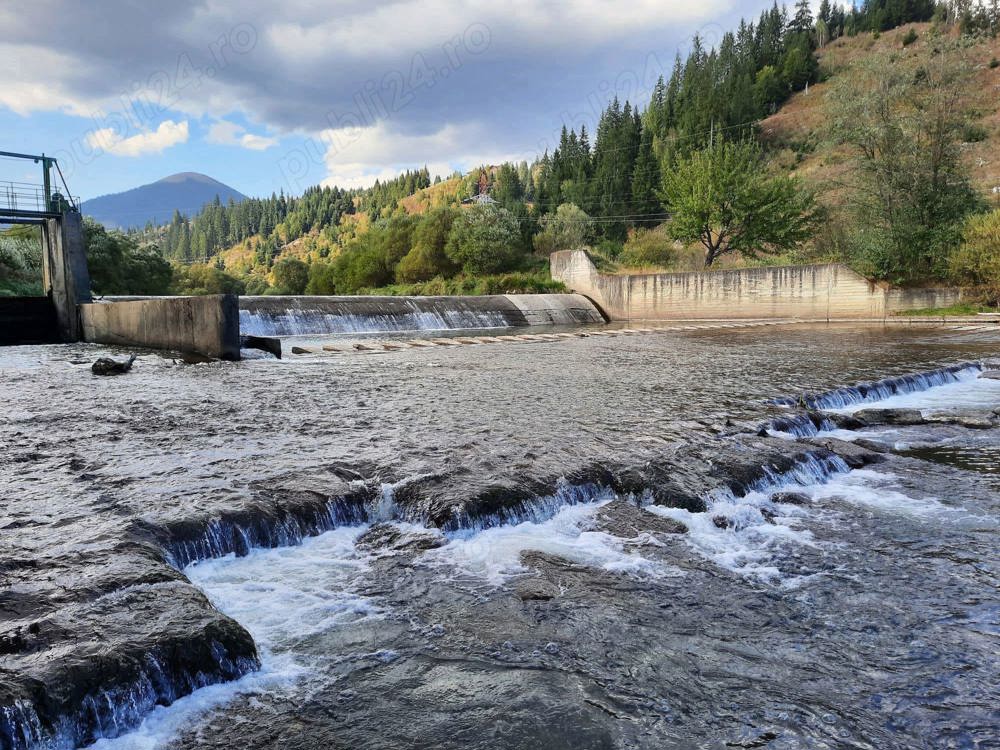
(661, 139, 818, 267)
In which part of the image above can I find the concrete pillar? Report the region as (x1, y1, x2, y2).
(42, 212, 91, 342)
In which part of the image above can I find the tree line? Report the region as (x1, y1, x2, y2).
(80, 0, 1000, 301)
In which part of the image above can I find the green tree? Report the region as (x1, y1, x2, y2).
(445, 205, 524, 275)
(829, 41, 980, 282)
(270, 257, 309, 294)
(661, 139, 819, 267)
(396, 207, 460, 283)
(170, 263, 245, 295)
(754, 65, 787, 114)
(84, 218, 172, 295)
(532, 203, 593, 255)
(305, 261, 337, 295)
(949, 209, 1000, 303)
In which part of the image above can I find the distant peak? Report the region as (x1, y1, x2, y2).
(156, 172, 222, 185)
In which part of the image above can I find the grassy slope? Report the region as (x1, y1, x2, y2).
(760, 23, 1000, 205)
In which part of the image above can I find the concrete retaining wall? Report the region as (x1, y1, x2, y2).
(80, 295, 240, 360)
(551, 250, 963, 321)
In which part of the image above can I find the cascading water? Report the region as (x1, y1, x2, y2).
(771, 363, 982, 410)
(237, 294, 606, 336)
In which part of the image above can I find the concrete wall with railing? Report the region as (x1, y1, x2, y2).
(550, 250, 963, 321)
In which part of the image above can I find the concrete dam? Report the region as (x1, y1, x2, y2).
(76, 293, 607, 359)
(238, 294, 606, 337)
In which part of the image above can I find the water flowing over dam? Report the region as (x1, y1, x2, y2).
(238, 294, 606, 337)
(2, 323, 998, 750)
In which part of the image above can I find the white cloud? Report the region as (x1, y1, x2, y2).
(206, 119, 277, 151)
(318, 121, 520, 189)
(265, 0, 734, 62)
(85, 119, 189, 157)
(239, 132, 278, 151)
(206, 120, 243, 145)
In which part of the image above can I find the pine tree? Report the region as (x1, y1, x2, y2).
(791, 0, 814, 35)
(630, 126, 661, 225)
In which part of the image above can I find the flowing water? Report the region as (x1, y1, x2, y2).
(1, 323, 998, 750)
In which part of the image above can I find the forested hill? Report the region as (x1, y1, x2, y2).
(99, 0, 1000, 302)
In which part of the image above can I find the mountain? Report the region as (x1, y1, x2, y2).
(81, 172, 248, 229)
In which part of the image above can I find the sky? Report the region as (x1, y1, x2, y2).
(0, 0, 793, 202)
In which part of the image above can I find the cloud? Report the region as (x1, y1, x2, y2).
(2, 1, 777, 189)
(206, 119, 278, 150)
(205, 120, 243, 145)
(85, 120, 189, 157)
(238, 133, 278, 151)
(315, 120, 519, 189)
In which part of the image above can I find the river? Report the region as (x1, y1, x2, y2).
(1, 322, 998, 750)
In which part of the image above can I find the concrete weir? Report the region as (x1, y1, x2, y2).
(238, 294, 606, 337)
(77, 293, 604, 359)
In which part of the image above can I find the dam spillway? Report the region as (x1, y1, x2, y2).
(237, 293, 606, 337)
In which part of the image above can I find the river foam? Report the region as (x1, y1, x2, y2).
(90, 526, 377, 750)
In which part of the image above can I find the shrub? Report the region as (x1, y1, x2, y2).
(532, 203, 593, 255)
(902, 28, 919, 47)
(270, 257, 309, 295)
(990, 58, 999, 69)
(619, 228, 675, 268)
(949, 209, 1000, 304)
(170, 263, 245, 295)
(305, 261, 337, 295)
(962, 123, 988, 143)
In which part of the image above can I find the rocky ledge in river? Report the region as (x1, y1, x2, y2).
(0, 433, 895, 750)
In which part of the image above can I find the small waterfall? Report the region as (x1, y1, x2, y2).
(1, 646, 257, 750)
(443, 481, 612, 532)
(37, 448, 854, 750)
(1, 702, 43, 750)
(771, 363, 982, 411)
(736, 451, 851, 495)
(165, 495, 369, 569)
(239, 296, 522, 337)
(760, 412, 837, 438)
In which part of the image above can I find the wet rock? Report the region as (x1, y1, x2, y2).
(290, 346, 313, 355)
(979, 370, 1000, 380)
(1, 577, 258, 750)
(852, 408, 926, 426)
(759, 508, 777, 524)
(513, 578, 560, 601)
(595, 499, 687, 537)
(712, 515, 733, 530)
(822, 412, 868, 431)
(798, 437, 886, 468)
(91, 354, 136, 376)
(355, 522, 445, 554)
(923, 410, 999, 429)
(771, 491, 811, 506)
(854, 438, 891, 453)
